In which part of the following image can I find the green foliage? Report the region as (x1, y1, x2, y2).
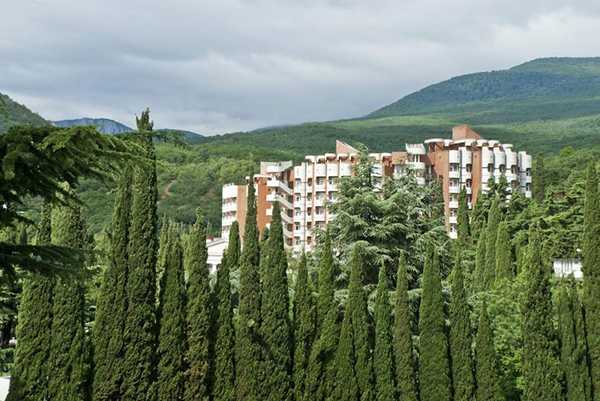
(483, 198, 501, 289)
(418, 246, 451, 401)
(394, 255, 418, 401)
(260, 203, 292, 400)
(292, 253, 316, 401)
(475, 302, 504, 401)
(557, 279, 592, 400)
(334, 249, 374, 401)
(532, 153, 547, 204)
(0, 93, 47, 134)
(48, 202, 90, 401)
(185, 208, 212, 400)
(235, 181, 263, 400)
(456, 186, 470, 249)
(317, 231, 335, 327)
(374, 264, 395, 400)
(582, 162, 600, 399)
(212, 227, 237, 401)
(521, 226, 563, 400)
(449, 253, 475, 401)
(92, 170, 132, 400)
(474, 227, 487, 290)
(495, 221, 514, 282)
(122, 110, 159, 401)
(157, 226, 187, 401)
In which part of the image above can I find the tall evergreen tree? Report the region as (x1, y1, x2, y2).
(495, 221, 514, 282)
(185, 208, 212, 401)
(532, 152, 546, 204)
(213, 228, 237, 401)
(394, 255, 418, 401)
(450, 253, 475, 401)
(293, 252, 316, 401)
(374, 264, 395, 400)
(48, 202, 90, 401)
(558, 279, 592, 401)
(226, 221, 241, 270)
(475, 301, 503, 401)
(260, 202, 293, 400)
(235, 180, 263, 400)
(521, 225, 563, 400)
(306, 231, 339, 400)
(456, 186, 471, 249)
(334, 248, 374, 401)
(92, 169, 132, 401)
(418, 246, 451, 401)
(123, 109, 159, 401)
(470, 190, 487, 242)
(483, 198, 501, 289)
(7, 203, 54, 401)
(155, 215, 170, 305)
(583, 163, 600, 399)
(474, 227, 487, 290)
(156, 226, 187, 401)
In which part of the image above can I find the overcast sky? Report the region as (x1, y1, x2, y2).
(1, 0, 599, 135)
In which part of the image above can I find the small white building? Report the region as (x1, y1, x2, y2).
(206, 238, 228, 274)
(553, 259, 583, 281)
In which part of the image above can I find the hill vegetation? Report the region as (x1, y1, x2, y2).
(0, 93, 48, 133)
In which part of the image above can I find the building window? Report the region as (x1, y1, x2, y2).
(316, 177, 325, 186)
(295, 194, 301, 202)
(295, 222, 300, 230)
(526, 168, 531, 177)
(488, 165, 493, 173)
(295, 208, 301, 216)
(499, 165, 505, 173)
(307, 222, 312, 230)
(511, 165, 517, 174)
(307, 178, 313, 187)
(466, 164, 472, 173)
(526, 183, 532, 191)
(328, 178, 335, 186)
(450, 163, 459, 172)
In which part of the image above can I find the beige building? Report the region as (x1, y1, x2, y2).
(221, 125, 532, 249)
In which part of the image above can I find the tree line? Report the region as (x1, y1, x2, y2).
(4, 114, 600, 400)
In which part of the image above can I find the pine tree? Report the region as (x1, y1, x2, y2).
(374, 264, 395, 400)
(123, 109, 159, 401)
(418, 246, 451, 401)
(213, 228, 237, 401)
(533, 152, 546, 204)
(185, 208, 212, 400)
(260, 202, 293, 400)
(394, 255, 418, 401)
(156, 226, 187, 401)
(306, 231, 339, 400)
(457, 186, 471, 249)
(235, 180, 263, 400)
(558, 279, 592, 400)
(475, 301, 503, 401)
(48, 202, 90, 401)
(92, 169, 132, 401)
(521, 225, 563, 400)
(7, 203, 54, 401)
(484, 198, 501, 289)
(450, 253, 475, 401)
(474, 227, 487, 290)
(495, 221, 514, 282)
(583, 163, 600, 400)
(293, 252, 316, 401)
(334, 248, 374, 401)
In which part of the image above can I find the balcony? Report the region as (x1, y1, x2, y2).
(407, 161, 426, 170)
(416, 177, 426, 186)
(266, 193, 293, 210)
(449, 186, 460, 194)
(449, 201, 459, 209)
(448, 216, 457, 224)
(448, 231, 458, 240)
(267, 180, 293, 196)
(449, 170, 460, 179)
(461, 171, 472, 180)
(314, 213, 326, 221)
(314, 198, 326, 207)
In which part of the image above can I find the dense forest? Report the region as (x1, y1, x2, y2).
(1, 112, 599, 400)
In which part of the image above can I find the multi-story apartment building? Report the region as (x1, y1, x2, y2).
(221, 125, 532, 249)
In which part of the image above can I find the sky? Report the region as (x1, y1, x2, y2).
(1, 0, 600, 135)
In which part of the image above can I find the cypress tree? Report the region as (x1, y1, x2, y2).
(495, 221, 514, 282)
(156, 226, 187, 400)
(558, 279, 592, 400)
(92, 169, 132, 401)
(394, 255, 418, 401)
(474, 227, 487, 290)
(48, 202, 90, 401)
(155, 215, 170, 305)
(374, 264, 395, 400)
(306, 230, 339, 400)
(235, 180, 263, 400)
(474, 301, 503, 401)
(185, 208, 212, 400)
(470, 190, 487, 242)
(450, 253, 475, 401)
(456, 186, 470, 249)
(213, 227, 237, 401)
(7, 203, 54, 401)
(227, 221, 241, 270)
(418, 246, 451, 401)
(483, 198, 501, 289)
(521, 225, 563, 400)
(260, 202, 293, 400)
(334, 248, 374, 401)
(532, 152, 546, 204)
(123, 109, 159, 401)
(293, 252, 316, 401)
(583, 163, 600, 399)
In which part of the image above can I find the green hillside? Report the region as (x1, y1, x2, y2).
(0, 93, 48, 132)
